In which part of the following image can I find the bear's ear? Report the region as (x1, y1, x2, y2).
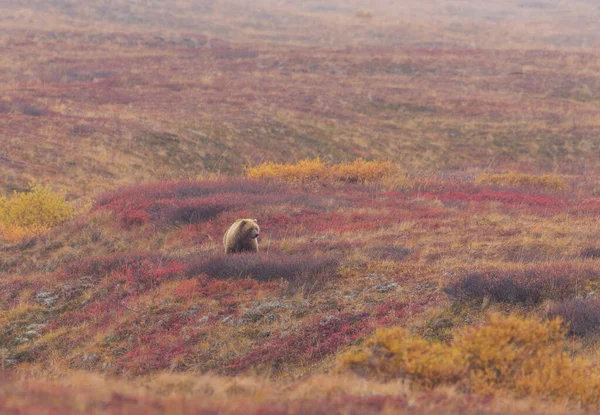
(252, 218, 258, 222)
(239, 219, 247, 226)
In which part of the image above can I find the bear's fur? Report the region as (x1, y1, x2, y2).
(223, 219, 260, 254)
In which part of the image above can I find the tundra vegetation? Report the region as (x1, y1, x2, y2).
(1, 0, 600, 413)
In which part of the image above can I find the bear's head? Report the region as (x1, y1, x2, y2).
(241, 219, 260, 240)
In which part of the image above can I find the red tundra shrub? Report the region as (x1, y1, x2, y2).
(173, 278, 202, 299)
(93, 179, 326, 228)
(228, 312, 370, 373)
(122, 260, 185, 290)
(61, 252, 183, 288)
(94, 180, 277, 208)
(373, 301, 407, 325)
(578, 198, 600, 214)
(117, 318, 189, 375)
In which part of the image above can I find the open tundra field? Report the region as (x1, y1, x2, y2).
(2, 0, 600, 413)
(2, 0, 600, 197)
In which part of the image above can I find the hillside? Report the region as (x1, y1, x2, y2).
(2, 169, 600, 412)
(2, 1, 600, 197)
(2, 0, 600, 413)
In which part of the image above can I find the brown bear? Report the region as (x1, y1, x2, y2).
(223, 219, 260, 254)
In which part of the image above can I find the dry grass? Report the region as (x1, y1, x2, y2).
(1, 372, 594, 414)
(476, 172, 568, 191)
(246, 159, 397, 185)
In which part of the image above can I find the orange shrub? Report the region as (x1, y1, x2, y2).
(340, 314, 600, 406)
(475, 172, 567, 191)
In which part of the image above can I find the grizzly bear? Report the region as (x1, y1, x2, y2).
(223, 219, 260, 254)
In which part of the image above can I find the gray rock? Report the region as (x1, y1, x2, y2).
(376, 282, 398, 293)
(36, 291, 58, 307)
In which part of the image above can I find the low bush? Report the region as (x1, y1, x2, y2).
(94, 180, 276, 208)
(0, 182, 73, 240)
(229, 312, 370, 373)
(582, 247, 600, 259)
(548, 298, 600, 336)
(340, 314, 600, 406)
(186, 252, 339, 289)
(93, 179, 308, 228)
(61, 252, 183, 290)
(444, 264, 598, 306)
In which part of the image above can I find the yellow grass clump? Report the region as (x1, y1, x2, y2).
(340, 314, 600, 406)
(0, 182, 73, 241)
(476, 172, 567, 191)
(247, 158, 397, 184)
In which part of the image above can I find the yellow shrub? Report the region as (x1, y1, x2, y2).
(340, 314, 600, 406)
(247, 158, 331, 184)
(340, 326, 466, 388)
(0, 182, 73, 241)
(476, 172, 567, 191)
(333, 159, 397, 184)
(247, 159, 396, 185)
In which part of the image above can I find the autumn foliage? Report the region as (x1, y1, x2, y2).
(0, 182, 73, 241)
(341, 314, 600, 406)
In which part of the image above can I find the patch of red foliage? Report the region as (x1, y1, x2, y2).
(577, 198, 600, 214)
(93, 179, 293, 228)
(260, 207, 446, 237)
(174, 274, 278, 300)
(124, 261, 185, 291)
(227, 312, 370, 374)
(90, 178, 458, 238)
(60, 252, 184, 289)
(61, 298, 122, 329)
(373, 301, 407, 325)
(116, 311, 189, 375)
(47, 253, 186, 330)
